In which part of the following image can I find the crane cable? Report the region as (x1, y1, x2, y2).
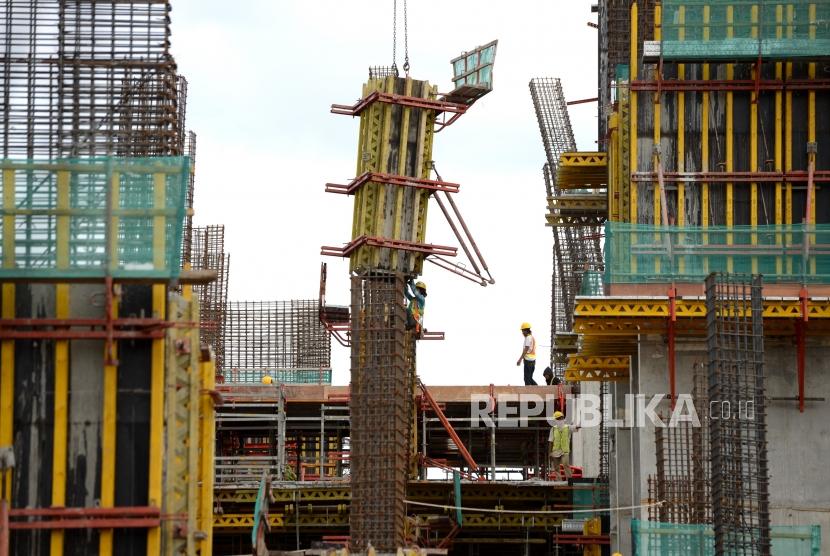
(392, 0, 410, 75)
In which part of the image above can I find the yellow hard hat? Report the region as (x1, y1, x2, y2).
(415, 281, 427, 291)
(520, 322, 531, 330)
(553, 411, 564, 419)
(261, 375, 273, 385)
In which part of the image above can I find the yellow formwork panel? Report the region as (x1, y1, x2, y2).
(163, 294, 215, 555)
(350, 76, 438, 275)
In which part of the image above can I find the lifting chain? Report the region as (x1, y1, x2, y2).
(392, 0, 410, 76)
(392, 0, 398, 75)
(403, 0, 410, 74)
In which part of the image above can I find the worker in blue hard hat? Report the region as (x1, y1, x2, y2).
(516, 322, 538, 385)
(404, 278, 427, 336)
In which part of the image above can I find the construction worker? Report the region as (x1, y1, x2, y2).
(549, 410, 572, 480)
(261, 375, 273, 385)
(404, 278, 427, 335)
(516, 322, 537, 385)
(543, 366, 554, 385)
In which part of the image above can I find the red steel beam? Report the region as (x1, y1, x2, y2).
(418, 379, 480, 476)
(437, 522, 461, 549)
(567, 97, 599, 105)
(0, 330, 165, 340)
(0, 318, 168, 327)
(326, 172, 460, 195)
(632, 170, 830, 183)
(321, 236, 457, 258)
(10, 519, 159, 530)
(0, 501, 8, 556)
(8, 506, 161, 530)
(10, 507, 159, 517)
(331, 91, 469, 117)
(632, 78, 830, 92)
(668, 287, 677, 410)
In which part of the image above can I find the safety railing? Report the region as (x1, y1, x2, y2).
(0, 157, 188, 279)
(605, 222, 830, 284)
(660, 0, 830, 60)
(214, 456, 281, 485)
(631, 519, 821, 555)
(220, 368, 333, 385)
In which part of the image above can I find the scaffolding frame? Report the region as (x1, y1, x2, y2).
(530, 78, 605, 376)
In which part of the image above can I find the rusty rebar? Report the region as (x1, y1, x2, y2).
(1, 1, 183, 159)
(706, 273, 770, 555)
(349, 273, 412, 551)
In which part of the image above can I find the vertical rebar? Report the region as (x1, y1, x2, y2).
(706, 272, 770, 555)
(349, 273, 411, 551)
(530, 79, 605, 377)
(1, 1, 183, 159)
(223, 300, 331, 383)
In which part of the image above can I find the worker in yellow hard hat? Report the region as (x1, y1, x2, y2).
(548, 410, 572, 481)
(516, 322, 537, 385)
(261, 375, 273, 385)
(404, 278, 427, 337)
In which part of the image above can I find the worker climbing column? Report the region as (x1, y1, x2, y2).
(326, 72, 442, 551)
(322, 21, 497, 547)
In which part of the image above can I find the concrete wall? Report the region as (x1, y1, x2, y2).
(572, 381, 600, 478)
(2, 283, 148, 555)
(66, 284, 104, 553)
(613, 334, 830, 553)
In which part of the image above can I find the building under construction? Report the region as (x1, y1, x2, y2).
(2, 0, 830, 555)
(550, 0, 829, 553)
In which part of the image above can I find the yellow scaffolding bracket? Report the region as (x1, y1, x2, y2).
(556, 152, 608, 190)
(565, 355, 631, 382)
(574, 297, 829, 320)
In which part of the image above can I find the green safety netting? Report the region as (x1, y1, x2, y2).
(605, 222, 830, 284)
(580, 270, 605, 296)
(222, 368, 333, 385)
(661, 0, 830, 60)
(0, 157, 188, 280)
(632, 519, 821, 555)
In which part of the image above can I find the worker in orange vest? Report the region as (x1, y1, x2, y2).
(516, 322, 538, 385)
(405, 279, 427, 336)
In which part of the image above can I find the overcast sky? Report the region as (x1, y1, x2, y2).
(173, 0, 599, 386)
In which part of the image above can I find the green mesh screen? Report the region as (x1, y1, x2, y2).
(222, 368, 333, 385)
(632, 519, 821, 555)
(605, 222, 830, 284)
(580, 271, 605, 295)
(661, 0, 830, 60)
(0, 157, 188, 280)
